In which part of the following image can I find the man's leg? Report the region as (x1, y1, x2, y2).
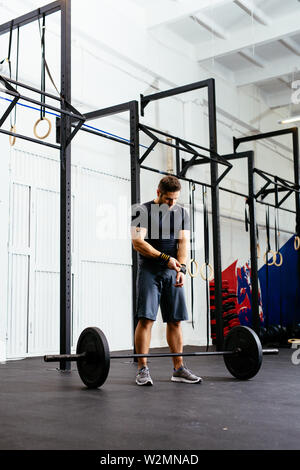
(166, 321, 183, 370)
(134, 317, 154, 369)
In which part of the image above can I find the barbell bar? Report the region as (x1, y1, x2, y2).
(44, 326, 279, 388)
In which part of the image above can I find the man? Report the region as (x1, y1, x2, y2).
(131, 175, 202, 386)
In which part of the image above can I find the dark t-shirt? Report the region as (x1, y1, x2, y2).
(131, 200, 190, 265)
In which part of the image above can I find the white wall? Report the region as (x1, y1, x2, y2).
(0, 0, 296, 360)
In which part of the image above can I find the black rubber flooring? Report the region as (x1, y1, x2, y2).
(0, 347, 299, 450)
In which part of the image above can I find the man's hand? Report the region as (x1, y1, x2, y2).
(167, 257, 181, 272)
(174, 271, 185, 288)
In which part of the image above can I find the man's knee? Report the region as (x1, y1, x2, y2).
(167, 321, 181, 329)
(137, 317, 155, 329)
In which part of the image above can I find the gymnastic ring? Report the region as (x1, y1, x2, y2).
(263, 250, 276, 266)
(257, 243, 261, 259)
(274, 251, 283, 267)
(200, 262, 214, 281)
(9, 125, 16, 146)
(288, 338, 300, 345)
(187, 259, 199, 278)
(294, 236, 300, 251)
(33, 117, 52, 140)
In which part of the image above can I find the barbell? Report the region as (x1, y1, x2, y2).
(44, 326, 279, 389)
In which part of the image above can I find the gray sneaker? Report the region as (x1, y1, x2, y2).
(171, 365, 202, 384)
(136, 366, 153, 386)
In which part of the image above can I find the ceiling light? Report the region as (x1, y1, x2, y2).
(278, 115, 300, 124)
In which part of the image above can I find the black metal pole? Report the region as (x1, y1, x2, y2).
(293, 129, 300, 233)
(59, 0, 72, 371)
(207, 79, 223, 350)
(130, 101, 141, 357)
(292, 128, 300, 330)
(247, 151, 260, 334)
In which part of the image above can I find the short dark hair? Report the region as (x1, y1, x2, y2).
(158, 176, 181, 194)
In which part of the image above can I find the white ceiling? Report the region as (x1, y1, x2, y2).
(1, 0, 300, 116)
(132, 0, 300, 114)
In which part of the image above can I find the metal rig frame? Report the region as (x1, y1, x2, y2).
(6, 3, 296, 361)
(139, 80, 233, 350)
(229, 128, 300, 333)
(0, 0, 77, 370)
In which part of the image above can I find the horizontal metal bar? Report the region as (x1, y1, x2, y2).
(82, 101, 133, 121)
(234, 127, 297, 149)
(72, 122, 131, 146)
(140, 165, 213, 189)
(218, 184, 296, 213)
(140, 123, 220, 157)
(0, 1, 61, 35)
(111, 351, 235, 359)
(44, 348, 278, 362)
(221, 151, 251, 161)
(254, 168, 297, 188)
(112, 348, 278, 359)
(0, 128, 61, 150)
(44, 353, 86, 362)
(0, 87, 83, 120)
(1, 75, 62, 102)
(141, 79, 212, 106)
(262, 349, 279, 355)
(254, 169, 300, 195)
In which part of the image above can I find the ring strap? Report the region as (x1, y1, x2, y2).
(189, 181, 196, 328)
(203, 185, 211, 351)
(38, 14, 46, 119)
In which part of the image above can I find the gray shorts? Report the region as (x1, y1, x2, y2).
(136, 262, 189, 323)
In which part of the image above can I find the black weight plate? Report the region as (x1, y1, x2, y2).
(223, 326, 263, 380)
(267, 325, 280, 343)
(258, 326, 267, 345)
(76, 327, 110, 389)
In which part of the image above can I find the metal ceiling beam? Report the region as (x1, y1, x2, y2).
(196, 11, 300, 62)
(190, 13, 227, 39)
(234, 0, 271, 26)
(147, 0, 233, 29)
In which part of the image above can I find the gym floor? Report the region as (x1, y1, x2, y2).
(0, 346, 299, 451)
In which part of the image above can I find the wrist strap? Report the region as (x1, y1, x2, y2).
(180, 264, 186, 274)
(159, 253, 170, 264)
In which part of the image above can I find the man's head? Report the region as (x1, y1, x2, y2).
(156, 176, 181, 208)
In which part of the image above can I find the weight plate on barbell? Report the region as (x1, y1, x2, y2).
(223, 326, 263, 380)
(76, 327, 110, 389)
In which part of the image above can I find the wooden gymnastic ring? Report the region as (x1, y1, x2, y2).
(294, 236, 300, 251)
(33, 117, 52, 140)
(288, 338, 300, 344)
(257, 243, 261, 259)
(187, 259, 198, 278)
(200, 263, 214, 281)
(9, 125, 16, 146)
(263, 250, 276, 266)
(274, 251, 283, 267)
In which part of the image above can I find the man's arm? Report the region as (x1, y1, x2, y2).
(131, 226, 161, 259)
(176, 229, 190, 265)
(131, 227, 181, 271)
